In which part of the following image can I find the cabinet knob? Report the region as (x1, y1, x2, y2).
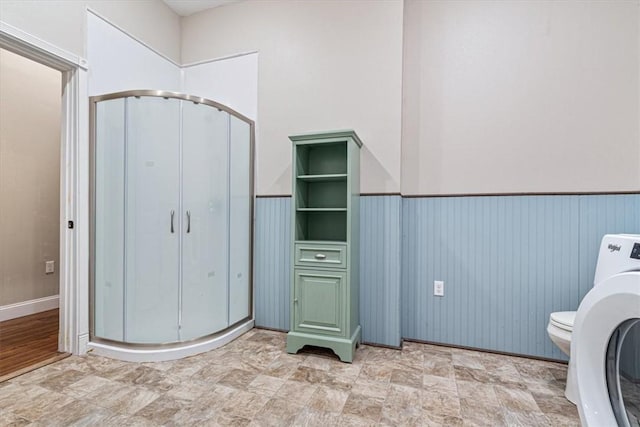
(315, 253, 326, 260)
(294, 298, 298, 303)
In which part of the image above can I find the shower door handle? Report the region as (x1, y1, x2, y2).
(170, 210, 175, 233)
(186, 210, 191, 233)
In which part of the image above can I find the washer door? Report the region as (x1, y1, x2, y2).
(572, 272, 640, 426)
(606, 318, 640, 427)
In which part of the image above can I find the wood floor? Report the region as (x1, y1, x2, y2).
(0, 309, 67, 381)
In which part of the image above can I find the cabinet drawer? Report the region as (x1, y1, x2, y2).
(294, 242, 347, 269)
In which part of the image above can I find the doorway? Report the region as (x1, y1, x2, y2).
(0, 48, 67, 380)
(0, 21, 89, 378)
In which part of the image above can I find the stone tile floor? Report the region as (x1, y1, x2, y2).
(0, 329, 580, 426)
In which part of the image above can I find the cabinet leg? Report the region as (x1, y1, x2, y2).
(286, 335, 306, 355)
(286, 327, 361, 363)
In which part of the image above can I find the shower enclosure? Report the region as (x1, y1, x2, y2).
(90, 91, 253, 360)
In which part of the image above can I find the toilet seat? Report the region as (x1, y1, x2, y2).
(572, 271, 640, 426)
(550, 311, 575, 332)
(547, 312, 577, 403)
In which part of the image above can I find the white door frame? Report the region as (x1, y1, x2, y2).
(0, 21, 89, 355)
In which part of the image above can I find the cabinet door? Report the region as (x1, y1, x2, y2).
(294, 269, 346, 336)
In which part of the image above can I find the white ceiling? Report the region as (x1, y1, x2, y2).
(162, 0, 240, 17)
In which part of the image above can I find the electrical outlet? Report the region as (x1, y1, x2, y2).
(45, 261, 55, 274)
(434, 280, 444, 297)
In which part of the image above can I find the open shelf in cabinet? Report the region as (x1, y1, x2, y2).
(296, 180, 347, 210)
(295, 210, 347, 242)
(296, 142, 347, 176)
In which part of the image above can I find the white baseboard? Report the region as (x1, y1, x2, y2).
(0, 295, 59, 322)
(77, 333, 89, 356)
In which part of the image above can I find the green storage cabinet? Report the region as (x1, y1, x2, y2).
(286, 130, 361, 363)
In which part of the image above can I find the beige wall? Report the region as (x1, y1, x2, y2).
(402, 0, 640, 195)
(2, 0, 636, 200)
(183, 0, 639, 196)
(0, 0, 181, 62)
(0, 49, 61, 305)
(182, 0, 404, 195)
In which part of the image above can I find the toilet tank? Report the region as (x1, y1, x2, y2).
(593, 234, 640, 286)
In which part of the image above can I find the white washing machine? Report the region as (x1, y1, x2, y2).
(572, 234, 640, 426)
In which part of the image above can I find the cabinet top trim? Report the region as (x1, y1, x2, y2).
(289, 130, 363, 148)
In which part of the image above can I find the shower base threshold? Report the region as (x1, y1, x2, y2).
(87, 319, 254, 362)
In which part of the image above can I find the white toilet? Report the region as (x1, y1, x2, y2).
(547, 234, 640, 407)
(546, 311, 577, 402)
(547, 311, 575, 356)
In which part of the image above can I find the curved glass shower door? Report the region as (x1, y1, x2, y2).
(125, 97, 181, 343)
(229, 116, 252, 325)
(94, 98, 125, 342)
(181, 102, 229, 340)
(92, 91, 253, 348)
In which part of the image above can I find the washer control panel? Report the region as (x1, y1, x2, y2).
(595, 235, 640, 284)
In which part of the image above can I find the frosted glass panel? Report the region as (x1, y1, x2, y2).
(181, 102, 229, 340)
(229, 116, 252, 324)
(93, 93, 254, 346)
(125, 97, 180, 343)
(94, 98, 125, 341)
